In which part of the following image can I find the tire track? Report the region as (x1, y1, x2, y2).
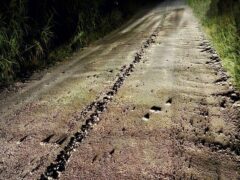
(198, 38, 240, 156)
(40, 12, 168, 180)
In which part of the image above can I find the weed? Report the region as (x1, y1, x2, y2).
(0, 0, 159, 86)
(188, 0, 240, 88)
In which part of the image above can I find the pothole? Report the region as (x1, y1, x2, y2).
(150, 106, 162, 113)
(166, 98, 172, 105)
(142, 113, 150, 121)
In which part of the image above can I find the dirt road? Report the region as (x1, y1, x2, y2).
(0, 0, 240, 179)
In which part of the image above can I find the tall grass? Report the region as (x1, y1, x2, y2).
(0, 0, 53, 85)
(188, 0, 240, 88)
(0, 0, 156, 86)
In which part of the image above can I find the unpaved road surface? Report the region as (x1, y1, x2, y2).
(0, 0, 240, 179)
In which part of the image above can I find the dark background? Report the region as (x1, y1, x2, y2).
(0, 0, 159, 84)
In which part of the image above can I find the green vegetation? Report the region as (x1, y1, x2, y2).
(188, 0, 240, 88)
(0, 0, 157, 86)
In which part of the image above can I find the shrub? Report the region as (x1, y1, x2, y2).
(188, 0, 240, 88)
(0, 0, 157, 86)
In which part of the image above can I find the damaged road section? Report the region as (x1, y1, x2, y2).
(40, 15, 166, 180)
(198, 39, 240, 155)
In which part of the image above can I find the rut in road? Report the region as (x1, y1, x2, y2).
(40, 12, 168, 180)
(59, 4, 240, 179)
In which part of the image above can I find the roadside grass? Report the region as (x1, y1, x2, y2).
(188, 0, 240, 88)
(0, 0, 156, 87)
